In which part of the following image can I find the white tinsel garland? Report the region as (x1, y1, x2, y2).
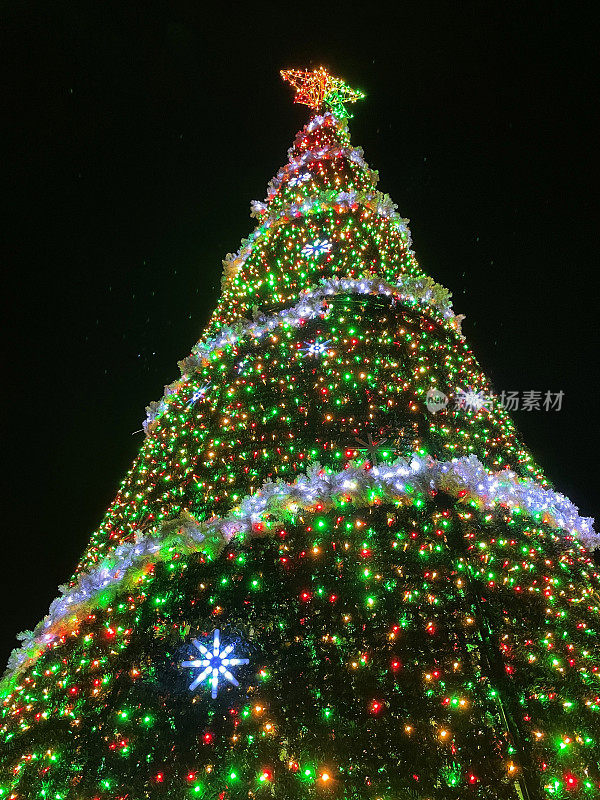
(261, 142, 378, 208)
(221, 186, 414, 290)
(4, 454, 596, 686)
(141, 275, 462, 434)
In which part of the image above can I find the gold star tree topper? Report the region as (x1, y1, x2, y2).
(280, 66, 365, 118)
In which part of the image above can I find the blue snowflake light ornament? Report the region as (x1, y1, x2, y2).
(181, 629, 249, 698)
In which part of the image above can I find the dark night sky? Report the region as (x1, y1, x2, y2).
(2, 2, 598, 667)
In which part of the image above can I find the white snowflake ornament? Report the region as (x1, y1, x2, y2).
(302, 239, 332, 257)
(181, 629, 249, 698)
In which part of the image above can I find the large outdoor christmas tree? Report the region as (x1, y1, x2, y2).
(2, 68, 599, 800)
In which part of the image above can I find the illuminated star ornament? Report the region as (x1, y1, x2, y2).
(281, 66, 365, 118)
(181, 629, 249, 698)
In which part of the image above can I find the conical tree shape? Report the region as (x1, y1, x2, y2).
(1, 69, 598, 800)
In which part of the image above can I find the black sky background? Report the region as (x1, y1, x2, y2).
(1, 1, 598, 667)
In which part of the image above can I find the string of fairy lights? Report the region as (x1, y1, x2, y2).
(1, 69, 598, 799)
(63, 100, 549, 580)
(74, 284, 548, 581)
(5, 452, 595, 684)
(1, 496, 598, 797)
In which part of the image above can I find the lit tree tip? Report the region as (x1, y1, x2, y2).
(280, 66, 365, 118)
